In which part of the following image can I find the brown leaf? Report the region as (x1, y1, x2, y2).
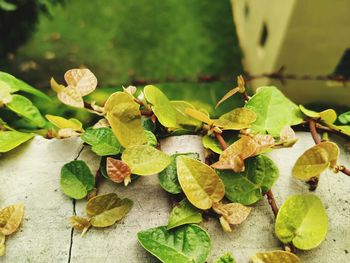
(211, 136, 257, 172)
(92, 118, 110, 129)
(213, 202, 251, 225)
(57, 86, 84, 108)
(106, 157, 132, 185)
(69, 216, 91, 236)
(253, 134, 275, 154)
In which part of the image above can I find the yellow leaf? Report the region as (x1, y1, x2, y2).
(253, 134, 275, 154)
(57, 128, 81, 138)
(0, 232, 5, 256)
(106, 157, 131, 185)
(213, 108, 256, 130)
(177, 156, 225, 210)
(215, 87, 240, 109)
(69, 216, 91, 236)
(277, 126, 297, 147)
(251, 250, 300, 263)
(219, 216, 232, 232)
(292, 142, 339, 181)
(123, 85, 137, 95)
(105, 92, 147, 148)
(212, 202, 251, 225)
(0, 203, 24, 235)
(46, 114, 83, 131)
(64, 68, 97, 96)
(50, 77, 65, 93)
(211, 136, 257, 172)
(0, 81, 12, 105)
(185, 108, 213, 126)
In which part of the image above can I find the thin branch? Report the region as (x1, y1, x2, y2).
(241, 91, 249, 102)
(266, 190, 279, 217)
(140, 110, 153, 116)
(215, 132, 228, 150)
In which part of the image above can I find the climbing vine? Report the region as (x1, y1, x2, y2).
(1, 69, 350, 262)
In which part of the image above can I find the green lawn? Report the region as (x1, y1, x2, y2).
(2, 0, 243, 120)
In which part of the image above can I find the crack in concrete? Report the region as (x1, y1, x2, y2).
(67, 145, 85, 263)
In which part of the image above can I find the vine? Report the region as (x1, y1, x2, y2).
(1, 69, 350, 262)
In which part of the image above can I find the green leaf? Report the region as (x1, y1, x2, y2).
(275, 194, 328, 250)
(122, 145, 171, 176)
(145, 130, 157, 147)
(0, 72, 50, 101)
(81, 128, 122, 156)
(137, 224, 211, 263)
(214, 252, 237, 263)
(338, 111, 350, 124)
(213, 108, 256, 130)
(251, 250, 300, 263)
(218, 155, 279, 205)
(144, 85, 179, 129)
(105, 92, 147, 148)
(324, 122, 350, 137)
(60, 160, 95, 199)
(202, 135, 223, 154)
(0, 131, 34, 153)
(177, 156, 225, 209)
(245, 86, 303, 137)
(86, 193, 133, 227)
(292, 141, 339, 181)
(159, 152, 200, 194)
(46, 114, 83, 131)
(6, 95, 46, 128)
(167, 199, 202, 230)
(0, 0, 17, 11)
(0, 81, 12, 105)
(171, 100, 202, 127)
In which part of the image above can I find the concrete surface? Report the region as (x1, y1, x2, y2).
(0, 133, 349, 262)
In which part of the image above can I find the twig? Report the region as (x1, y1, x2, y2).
(266, 190, 279, 217)
(140, 110, 153, 116)
(241, 91, 249, 102)
(215, 132, 228, 150)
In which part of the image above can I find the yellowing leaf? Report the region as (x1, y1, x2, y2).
(212, 202, 251, 225)
(251, 250, 300, 263)
(64, 68, 97, 96)
(123, 85, 137, 95)
(86, 193, 133, 227)
(144, 85, 179, 128)
(105, 92, 147, 148)
(253, 134, 275, 154)
(299, 105, 337, 123)
(213, 108, 256, 130)
(277, 126, 297, 147)
(46, 114, 83, 131)
(219, 216, 232, 232)
(177, 156, 225, 210)
(211, 136, 257, 172)
(69, 216, 91, 236)
(0, 81, 12, 105)
(50, 77, 65, 93)
(171, 100, 202, 127)
(0, 131, 34, 153)
(185, 108, 213, 125)
(57, 128, 80, 138)
(122, 145, 171, 176)
(275, 194, 328, 250)
(0, 203, 24, 235)
(0, 232, 4, 256)
(106, 157, 131, 185)
(57, 85, 84, 108)
(215, 87, 240, 109)
(292, 141, 339, 181)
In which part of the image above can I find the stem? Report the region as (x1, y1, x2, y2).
(140, 110, 153, 116)
(215, 132, 228, 150)
(241, 92, 249, 102)
(266, 190, 279, 217)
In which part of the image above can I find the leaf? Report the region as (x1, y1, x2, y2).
(46, 114, 83, 131)
(219, 216, 232, 232)
(0, 81, 12, 105)
(0, 131, 34, 153)
(137, 224, 211, 263)
(106, 157, 131, 185)
(177, 156, 225, 209)
(218, 155, 279, 205)
(214, 252, 237, 263)
(253, 134, 275, 154)
(171, 100, 202, 127)
(57, 85, 84, 108)
(202, 135, 223, 154)
(211, 136, 257, 172)
(0, 0, 17, 11)
(292, 141, 339, 181)
(251, 250, 300, 263)
(64, 68, 97, 96)
(6, 94, 46, 127)
(145, 130, 157, 147)
(69, 216, 91, 235)
(60, 160, 95, 199)
(277, 126, 297, 147)
(81, 127, 122, 156)
(212, 202, 251, 225)
(275, 194, 328, 250)
(159, 152, 200, 194)
(86, 193, 133, 227)
(105, 92, 147, 148)
(0, 203, 24, 235)
(0, 71, 50, 101)
(144, 85, 179, 128)
(122, 145, 171, 176)
(245, 86, 303, 137)
(185, 108, 213, 125)
(215, 87, 240, 109)
(338, 111, 350, 124)
(299, 105, 337, 123)
(167, 199, 202, 230)
(57, 128, 80, 138)
(324, 122, 350, 137)
(0, 232, 4, 256)
(213, 108, 256, 130)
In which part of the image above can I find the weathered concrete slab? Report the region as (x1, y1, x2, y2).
(0, 133, 349, 262)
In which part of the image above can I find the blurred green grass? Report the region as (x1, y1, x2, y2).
(2, 0, 244, 121)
